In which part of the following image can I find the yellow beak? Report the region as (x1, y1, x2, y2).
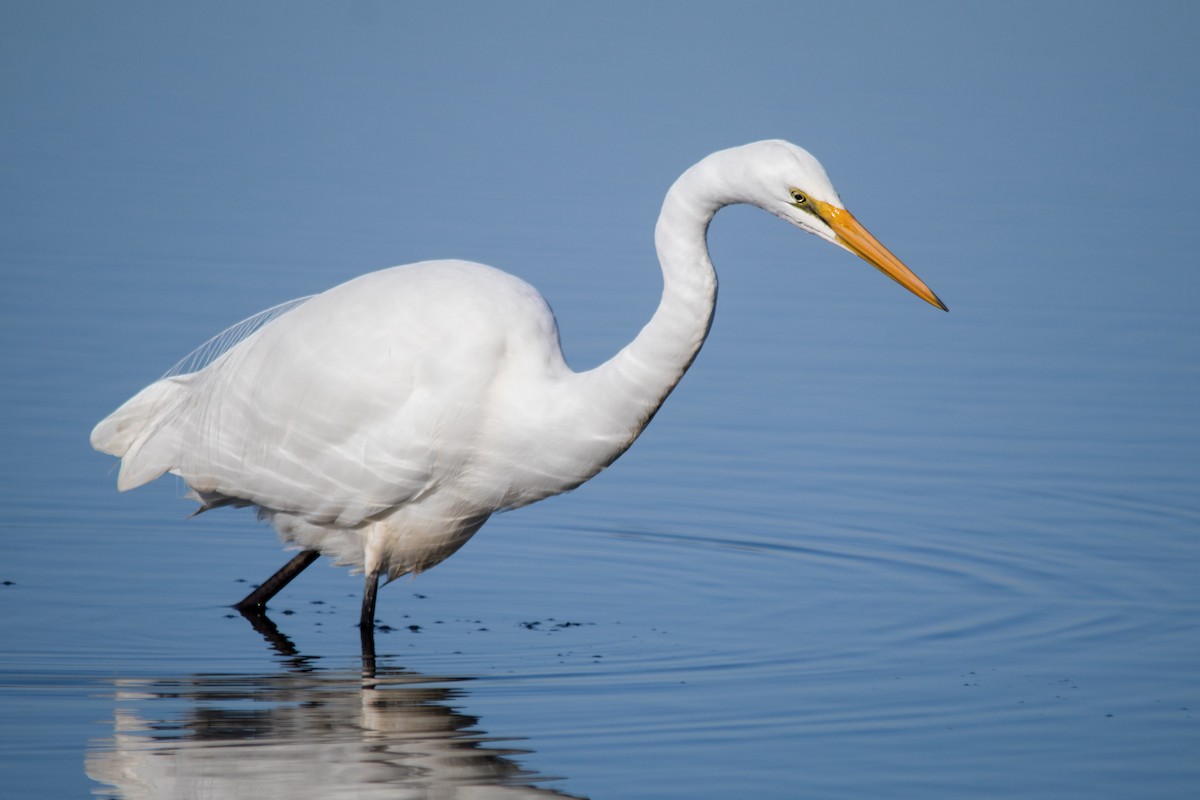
(812, 199, 948, 312)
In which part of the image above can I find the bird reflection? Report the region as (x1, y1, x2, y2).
(236, 605, 384, 677)
(86, 612, 584, 799)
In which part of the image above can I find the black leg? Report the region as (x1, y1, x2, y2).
(359, 568, 382, 629)
(360, 620, 377, 679)
(233, 549, 320, 612)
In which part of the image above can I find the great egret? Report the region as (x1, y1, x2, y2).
(92, 140, 946, 628)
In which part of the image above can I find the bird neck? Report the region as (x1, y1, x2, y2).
(581, 156, 732, 451)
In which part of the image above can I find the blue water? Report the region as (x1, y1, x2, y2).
(3, 3, 1199, 798)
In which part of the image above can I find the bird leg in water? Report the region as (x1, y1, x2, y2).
(360, 622, 377, 679)
(360, 569, 382, 629)
(233, 549, 321, 612)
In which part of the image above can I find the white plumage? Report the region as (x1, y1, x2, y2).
(92, 140, 946, 626)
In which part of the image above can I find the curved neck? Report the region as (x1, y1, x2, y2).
(579, 154, 737, 449)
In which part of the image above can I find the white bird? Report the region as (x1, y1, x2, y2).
(92, 140, 946, 628)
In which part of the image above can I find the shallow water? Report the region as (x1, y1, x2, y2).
(3, 4, 1200, 799)
(5, 273, 1197, 798)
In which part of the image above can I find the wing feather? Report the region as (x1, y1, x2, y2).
(164, 295, 314, 378)
(104, 262, 533, 527)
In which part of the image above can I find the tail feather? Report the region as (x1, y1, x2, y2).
(91, 377, 188, 491)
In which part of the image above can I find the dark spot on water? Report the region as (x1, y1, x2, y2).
(282, 609, 294, 615)
(2, 580, 14, 586)
(407, 624, 421, 632)
(521, 618, 591, 631)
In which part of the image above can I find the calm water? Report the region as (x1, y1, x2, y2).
(3, 4, 1199, 799)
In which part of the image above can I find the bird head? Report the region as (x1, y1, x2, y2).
(729, 140, 948, 312)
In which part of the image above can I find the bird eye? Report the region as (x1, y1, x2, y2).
(790, 190, 808, 205)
